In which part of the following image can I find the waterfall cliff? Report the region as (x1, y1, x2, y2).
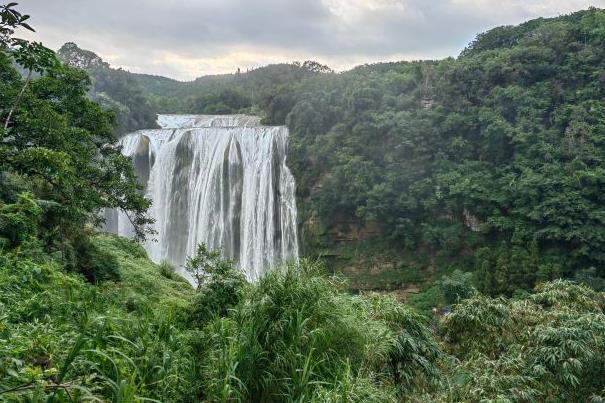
(105, 114, 299, 281)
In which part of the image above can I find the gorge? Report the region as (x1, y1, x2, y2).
(105, 114, 299, 281)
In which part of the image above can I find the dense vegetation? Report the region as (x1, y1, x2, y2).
(3, 3, 605, 401)
(64, 8, 605, 296)
(266, 8, 605, 296)
(3, 234, 605, 401)
(0, 234, 198, 401)
(0, 3, 153, 274)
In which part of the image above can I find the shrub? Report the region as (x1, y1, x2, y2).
(475, 244, 539, 296)
(367, 294, 442, 390)
(159, 260, 178, 280)
(72, 236, 120, 283)
(185, 243, 223, 289)
(437, 280, 605, 401)
(185, 242, 247, 325)
(442, 294, 512, 358)
(0, 192, 42, 247)
(440, 269, 476, 304)
(189, 258, 246, 325)
(0, 235, 198, 402)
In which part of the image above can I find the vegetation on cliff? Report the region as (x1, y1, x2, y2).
(270, 8, 605, 296)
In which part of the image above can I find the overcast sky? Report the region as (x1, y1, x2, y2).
(17, 0, 605, 81)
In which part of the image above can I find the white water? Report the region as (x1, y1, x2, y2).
(106, 114, 299, 282)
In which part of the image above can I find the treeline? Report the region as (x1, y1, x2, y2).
(59, 42, 333, 129)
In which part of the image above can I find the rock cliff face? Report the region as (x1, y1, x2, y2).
(57, 42, 109, 70)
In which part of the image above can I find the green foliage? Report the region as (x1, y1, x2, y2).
(0, 12, 154, 254)
(159, 259, 178, 279)
(0, 2, 34, 49)
(406, 283, 445, 315)
(367, 294, 442, 390)
(0, 192, 41, 247)
(184, 242, 224, 289)
(2, 234, 605, 402)
(435, 280, 605, 401)
(71, 234, 120, 283)
(439, 269, 475, 304)
(189, 254, 246, 325)
(475, 243, 541, 296)
(89, 65, 158, 134)
(10, 39, 59, 74)
(57, 42, 158, 135)
(0, 234, 196, 402)
(108, 234, 148, 259)
(188, 87, 251, 114)
(195, 260, 440, 401)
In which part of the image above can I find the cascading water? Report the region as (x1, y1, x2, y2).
(105, 114, 299, 282)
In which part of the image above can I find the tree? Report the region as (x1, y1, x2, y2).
(0, 4, 153, 259)
(0, 2, 33, 49)
(1, 3, 59, 130)
(440, 269, 476, 304)
(185, 243, 226, 290)
(187, 243, 247, 324)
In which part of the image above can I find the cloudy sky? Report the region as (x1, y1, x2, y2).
(17, 0, 605, 81)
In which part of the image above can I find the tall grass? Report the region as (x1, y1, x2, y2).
(195, 259, 440, 402)
(0, 235, 199, 402)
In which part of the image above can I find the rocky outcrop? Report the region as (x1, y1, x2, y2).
(57, 42, 109, 70)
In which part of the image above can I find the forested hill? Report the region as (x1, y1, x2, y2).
(58, 42, 332, 121)
(281, 6, 605, 296)
(57, 42, 158, 134)
(66, 7, 605, 295)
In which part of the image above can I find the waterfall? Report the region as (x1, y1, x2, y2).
(105, 114, 299, 282)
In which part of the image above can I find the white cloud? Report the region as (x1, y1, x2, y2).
(16, 0, 605, 80)
(323, 0, 408, 20)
